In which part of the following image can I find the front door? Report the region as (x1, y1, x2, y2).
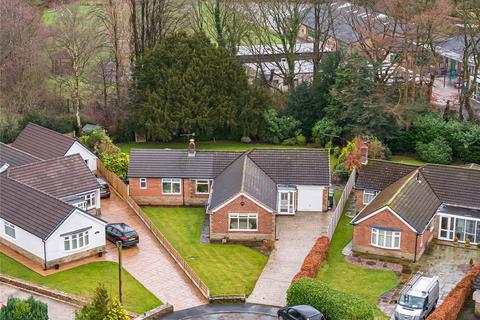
(279, 191, 295, 214)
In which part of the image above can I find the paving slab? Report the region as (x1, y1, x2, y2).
(246, 212, 333, 306)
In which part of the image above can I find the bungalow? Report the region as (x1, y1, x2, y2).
(0, 173, 106, 270)
(12, 123, 98, 172)
(0, 142, 40, 169)
(351, 159, 480, 261)
(127, 142, 331, 243)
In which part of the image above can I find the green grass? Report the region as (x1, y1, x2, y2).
(43, 5, 93, 25)
(333, 189, 343, 205)
(142, 207, 268, 296)
(389, 155, 426, 166)
(0, 254, 161, 314)
(316, 213, 398, 318)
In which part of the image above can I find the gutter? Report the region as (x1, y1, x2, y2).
(413, 233, 419, 263)
(43, 240, 47, 270)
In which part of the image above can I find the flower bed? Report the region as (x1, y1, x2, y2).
(427, 263, 480, 320)
(292, 236, 330, 282)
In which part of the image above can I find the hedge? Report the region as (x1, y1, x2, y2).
(427, 263, 480, 320)
(287, 278, 375, 320)
(0, 296, 48, 320)
(292, 236, 330, 282)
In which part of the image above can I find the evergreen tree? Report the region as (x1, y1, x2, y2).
(75, 283, 111, 320)
(105, 298, 129, 320)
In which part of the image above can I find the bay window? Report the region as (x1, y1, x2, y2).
(64, 230, 89, 251)
(371, 228, 401, 249)
(229, 213, 258, 231)
(195, 180, 210, 194)
(363, 190, 379, 205)
(162, 178, 181, 194)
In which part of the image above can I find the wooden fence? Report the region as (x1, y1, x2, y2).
(327, 168, 356, 239)
(97, 161, 210, 299)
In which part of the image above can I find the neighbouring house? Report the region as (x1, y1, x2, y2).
(0, 175, 106, 270)
(12, 123, 98, 172)
(351, 159, 480, 262)
(127, 142, 331, 243)
(0, 143, 41, 169)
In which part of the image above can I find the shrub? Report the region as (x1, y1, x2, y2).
(241, 136, 252, 144)
(101, 152, 129, 179)
(296, 134, 307, 146)
(0, 296, 48, 320)
(75, 283, 111, 320)
(292, 237, 329, 282)
(18, 111, 76, 135)
(415, 137, 452, 164)
(368, 137, 391, 160)
(312, 118, 341, 146)
(105, 298, 129, 320)
(282, 137, 297, 146)
(287, 278, 375, 320)
(0, 115, 20, 143)
(260, 109, 301, 144)
(80, 129, 119, 156)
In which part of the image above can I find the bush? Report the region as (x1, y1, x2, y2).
(292, 237, 329, 282)
(368, 137, 391, 160)
(105, 298, 129, 320)
(260, 109, 301, 144)
(312, 118, 341, 146)
(101, 152, 129, 179)
(76, 283, 111, 320)
(295, 134, 307, 146)
(80, 129, 119, 156)
(282, 137, 297, 146)
(0, 296, 48, 320)
(241, 136, 252, 144)
(415, 137, 452, 164)
(0, 115, 20, 143)
(19, 111, 76, 135)
(287, 278, 375, 320)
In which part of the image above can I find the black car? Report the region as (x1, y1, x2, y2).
(97, 178, 111, 198)
(278, 305, 326, 320)
(106, 223, 139, 247)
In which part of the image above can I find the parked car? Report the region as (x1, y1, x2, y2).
(97, 177, 111, 198)
(278, 305, 326, 320)
(394, 273, 439, 320)
(106, 223, 139, 247)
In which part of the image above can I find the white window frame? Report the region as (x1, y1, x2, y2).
(438, 215, 480, 244)
(195, 179, 210, 194)
(85, 193, 96, 209)
(140, 178, 147, 189)
(363, 190, 378, 205)
(73, 201, 87, 210)
(228, 213, 258, 231)
(278, 191, 295, 214)
(162, 178, 182, 195)
(63, 230, 90, 252)
(371, 228, 401, 250)
(4, 221, 16, 239)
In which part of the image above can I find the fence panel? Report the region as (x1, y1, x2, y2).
(328, 168, 356, 238)
(96, 160, 210, 299)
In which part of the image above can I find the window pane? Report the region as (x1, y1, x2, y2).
(441, 216, 448, 230)
(378, 231, 385, 246)
(85, 232, 89, 245)
(385, 232, 392, 248)
(229, 216, 238, 229)
(196, 181, 209, 193)
(455, 218, 465, 241)
(79, 233, 84, 247)
(476, 222, 480, 243)
(371, 229, 377, 245)
(163, 181, 172, 193)
(64, 238, 70, 251)
(173, 181, 181, 193)
(239, 215, 248, 229)
(249, 216, 257, 230)
(72, 234, 78, 249)
(394, 234, 400, 248)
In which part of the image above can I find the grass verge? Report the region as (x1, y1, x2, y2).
(0, 254, 161, 314)
(143, 206, 267, 296)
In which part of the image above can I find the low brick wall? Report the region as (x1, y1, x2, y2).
(292, 236, 330, 282)
(427, 263, 480, 320)
(133, 304, 174, 320)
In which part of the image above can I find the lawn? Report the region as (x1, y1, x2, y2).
(0, 254, 161, 314)
(389, 154, 425, 166)
(142, 207, 268, 296)
(316, 213, 398, 318)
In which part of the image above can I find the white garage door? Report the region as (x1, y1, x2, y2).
(297, 186, 324, 211)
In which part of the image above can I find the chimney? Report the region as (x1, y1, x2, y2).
(188, 139, 196, 157)
(359, 138, 369, 165)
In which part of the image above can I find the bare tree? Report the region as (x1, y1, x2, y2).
(129, 0, 188, 60)
(311, 0, 336, 74)
(243, 0, 310, 91)
(51, 7, 104, 132)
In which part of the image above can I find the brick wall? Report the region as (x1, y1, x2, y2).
(354, 189, 365, 211)
(352, 208, 426, 261)
(130, 178, 210, 206)
(210, 194, 275, 243)
(323, 187, 329, 211)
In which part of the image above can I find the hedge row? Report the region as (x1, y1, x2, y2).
(287, 278, 375, 320)
(427, 263, 480, 320)
(292, 236, 330, 282)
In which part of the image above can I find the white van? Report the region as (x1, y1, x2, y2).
(394, 273, 439, 320)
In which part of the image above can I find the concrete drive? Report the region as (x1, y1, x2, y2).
(247, 212, 332, 306)
(0, 283, 77, 320)
(161, 303, 279, 320)
(101, 192, 207, 310)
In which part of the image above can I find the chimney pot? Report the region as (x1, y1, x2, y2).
(188, 139, 196, 157)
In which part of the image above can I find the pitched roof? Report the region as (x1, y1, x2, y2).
(355, 159, 418, 190)
(12, 123, 76, 160)
(128, 149, 242, 179)
(420, 165, 480, 209)
(7, 154, 100, 198)
(0, 143, 40, 167)
(352, 170, 442, 232)
(0, 175, 75, 240)
(208, 154, 277, 212)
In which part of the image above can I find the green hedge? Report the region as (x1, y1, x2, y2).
(287, 278, 375, 320)
(0, 296, 48, 320)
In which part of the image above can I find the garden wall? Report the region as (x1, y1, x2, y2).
(292, 236, 330, 282)
(427, 263, 480, 320)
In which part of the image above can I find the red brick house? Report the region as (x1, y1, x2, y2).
(351, 160, 480, 261)
(128, 142, 331, 243)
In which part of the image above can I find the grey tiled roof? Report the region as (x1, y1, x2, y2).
(12, 123, 75, 160)
(128, 149, 242, 179)
(0, 175, 75, 240)
(352, 170, 441, 232)
(420, 165, 480, 209)
(208, 154, 277, 212)
(0, 143, 40, 167)
(356, 160, 418, 190)
(8, 154, 100, 198)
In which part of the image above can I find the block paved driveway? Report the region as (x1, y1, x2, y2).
(101, 191, 207, 310)
(247, 212, 332, 306)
